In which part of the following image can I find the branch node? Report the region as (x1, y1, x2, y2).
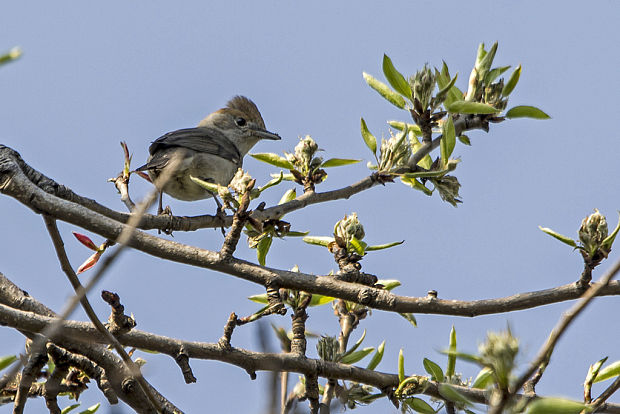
(101, 290, 137, 335)
(218, 312, 238, 349)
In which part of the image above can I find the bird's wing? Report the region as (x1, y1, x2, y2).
(149, 127, 242, 163)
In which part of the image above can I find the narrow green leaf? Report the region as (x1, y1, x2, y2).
(485, 65, 511, 85)
(526, 398, 589, 414)
(341, 330, 367, 358)
(601, 211, 620, 251)
(0, 47, 22, 66)
(302, 236, 334, 247)
(248, 293, 269, 304)
(363, 72, 406, 109)
(438, 384, 472, 407)
(256, 235, 273, 266)
(250, 153, 295, 169)
(284, 231, 309, 237)
(401, 177, 433, 196)
(382, 54, 412, 99)
(258, 172, 283, 193)
(447, 101, 499, 114)
(398, 349, 405, 382)
(309, 294, 334, 307)
(399, 312, 417, 327)
(458, 135, 471, 146)
(377, 279, 401, 290)
(388, 120, 422, 136)
(366, 341, 385, 370)
(423, 358, 444, 382)
(440, 350, 482, 364)
(505, 105, 550, 119)
(585, 357, 608, 390)
(366, 240, 404, 251)
(61, 404, 81, 414)
(278, 188, 297, 205)
(79, 403, 101, 414)
(401, 168, 450, 180)
(440, 117, 456, 166)
(446, 326, 457, 378)
(472, 367, 494, 389)
(340, 347, 375, 365)
(349, 236, 366, 255)
(189, 176, 219, 193)
(594, 360, 620, 383)
(360, 118, 377, 155)
(478, 41, 498, 73)
(406, 397, 437, 414)
(502, 64, 521, 96)
(0, 355, 17, 371)
(320, 158, 361, 168)
(539, 226, 577, 247)
(271, 172, 296, 181)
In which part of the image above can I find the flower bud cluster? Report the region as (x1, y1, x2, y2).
(378, 130, 411, 172)
(579, 209, 608, 257)
(409, 64, 436, 110)
(316, 335, 340, 362)
(334, 213, 365, 245)
(478, 329, 519, 389)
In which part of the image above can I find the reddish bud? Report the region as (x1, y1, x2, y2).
(76, 251, 102, 274)
(73, 232, 98, 251)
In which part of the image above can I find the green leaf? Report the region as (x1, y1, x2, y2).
(440, 117, 456, 166)
(382, 54, 412, 99)
(0, 47, 22, 66)
(423, 358, 444, 382)
(258, 172, 283, 193)
(399, 312, 417, 327)
(61, 404, 81, 414)
(278, 188, 297, 205)
(502, 64, 521, 96)
(340, 347, 375, 365)
(485, 65, 511, 85)
(377, 279, 401, 290)
(341, 330, 367, 357)
(440, 350, 482, 364)
(360, 118, 377, 155)
(256, 235, 273, 266)
(398, 349, 405, 382)
(478, 41, 498, 73)
(189, 176, 219, 193)
(271, 172, 296, 181)
(602, 211, 620, 251)
(79, 403, 101, 414)
(349, 236, 366, 255)
(505, 105, 550, 119)
(366, 340, 385, 370)
(250, 153, 295, 169)
(302, 236, 334, 247)
(0, 355, 17, 371)
(539, 226, 577, 247)
(472, 367, 494, 389)
(447, 101, 499, 114)
(438, 384, 473, 407)
(248, 293, 268, 304)
(309, 294, 334, 307)
(284, 231, 309, 237)
(585, 357, 608, 390)
(406, 397, 436, 414)
(401, 177, 433, 196)
(526, 398, 589, 414)
(388, 120, 422, 136)
(436, 63, 463, 108)
(446, 326, 457, 378)
(458, 135, 471, 146)
(366, 240, 404, 251)
(320, 158, 361, 168)
(363, 72, 406, 109)
(594, 360, 620, 383)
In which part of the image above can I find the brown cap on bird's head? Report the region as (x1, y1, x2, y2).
(224, 96, 266, 129)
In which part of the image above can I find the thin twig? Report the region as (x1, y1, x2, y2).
(495, 258, 620, 413)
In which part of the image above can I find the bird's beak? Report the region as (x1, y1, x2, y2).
(252, 128, 281, 140)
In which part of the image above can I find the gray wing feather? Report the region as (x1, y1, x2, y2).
(151, 127, 240, 161)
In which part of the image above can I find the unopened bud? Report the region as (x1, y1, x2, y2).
(334, 213, 365, 243)
(229, 169, 253, 194)
(294, 135, 319, 166)
(478, 329, 519, 388)
(579, 209, 608, 256)
(433, 175, 462, 207)
(410, 64, 436, 110)
(316, 336, 339, 362)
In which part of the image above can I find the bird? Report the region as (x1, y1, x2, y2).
(136, 96, 281, 214)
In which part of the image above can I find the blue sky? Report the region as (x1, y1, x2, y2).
(1, 2, 620, 413)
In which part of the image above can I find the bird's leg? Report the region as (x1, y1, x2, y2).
(156, 191, 174, 235)
(211, 196, 227, 236)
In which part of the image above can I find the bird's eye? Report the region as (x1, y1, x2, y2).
(235, 117, 247, 127)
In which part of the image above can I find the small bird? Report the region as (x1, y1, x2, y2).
(137, 96, 281, 213)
